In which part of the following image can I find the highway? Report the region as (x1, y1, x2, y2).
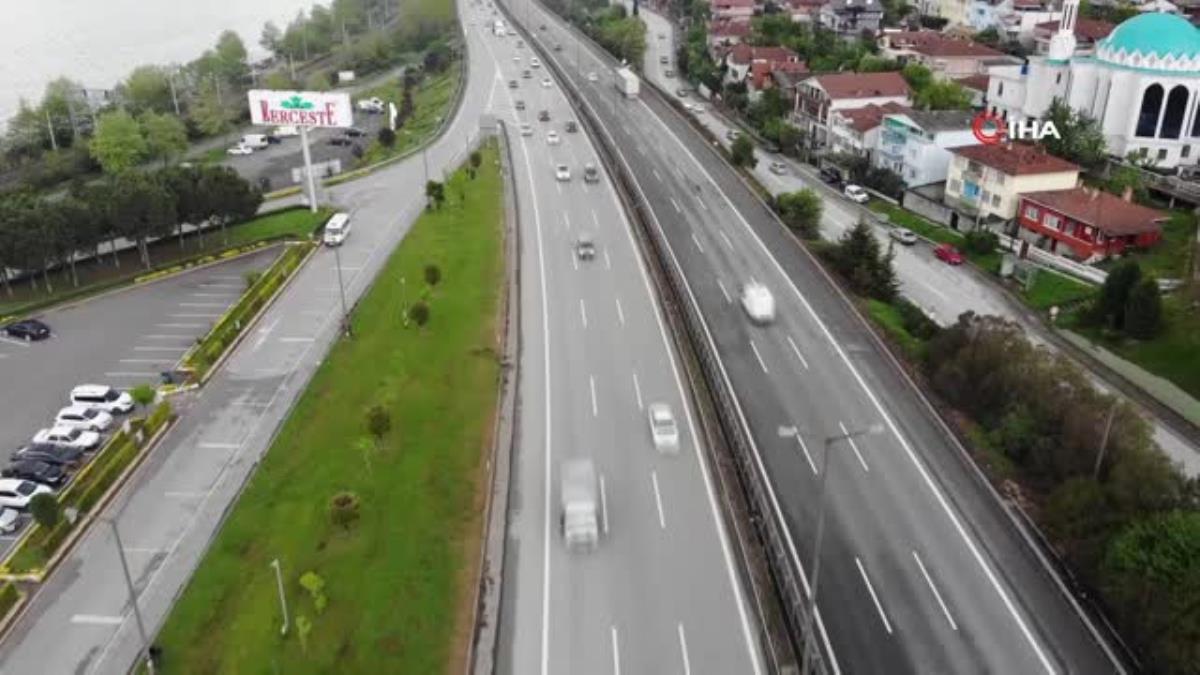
(503, 0, 1125, 672)
(467, 5, 766, 674)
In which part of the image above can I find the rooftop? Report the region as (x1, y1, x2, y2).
(954, 74, 991, 91)
(893, 109, 978, 133)
(835, 101, 911, 133)
(824, 0, 884, 12)
(710, 18, 753, 37)
(1034, 17, 1116, 42)
(807, 71, 910, 100)
(1098, 11, 1200, 60)
(713, 0, 756, 7)
(727, 44, 802, 65)
(1022, 187, 1167, 236)
(952, 142, 1081, 176)
(883, 30, 1007, 58)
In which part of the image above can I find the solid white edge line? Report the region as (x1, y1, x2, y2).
(610, 625, 621, 675)
(678, 622, 693, 675)
(913, 550, 959, 632)
(855, 556, 893, 635)
(651, 470, 666, 530)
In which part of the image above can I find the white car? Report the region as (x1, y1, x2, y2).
(0, 480, 52, 511)
(648, 403, 680, 452)
(513, 55, 521, 62)
(226, 144, 253, 156)
(0, 508, 18, 534)
(519, 123, 534, 136)
(555, 164, 571, 181)
(587, 72, 598, 82)
(740, 282, 776, 324)
(356, 97, 385, 113)
(546, 131, 561, 145)
(32, 426, 101, 451)
(55, 406, 113, 432)
(273, 125, 299, 138)
(889, 227, 918, 245)
(541, 78, 553, 89)
(323, 212, 351, 246)
(531, 57, 541, 68)
(844, 184, 869, 204)
(70, 384, 134, 414)
(769, 161, 787, 175)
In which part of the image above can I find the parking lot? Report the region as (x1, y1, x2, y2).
(0, 246, 280, 547)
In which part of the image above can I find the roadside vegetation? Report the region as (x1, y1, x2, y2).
(355, 48, 462, 167)
(545, 0, 647, 67)
(152, 143, 504, 673)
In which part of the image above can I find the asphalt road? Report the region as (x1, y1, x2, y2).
(468, 7, 765, 674)
(506, 0, 1125, 673)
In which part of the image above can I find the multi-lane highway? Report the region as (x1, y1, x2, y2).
(502, 0, 1125, 672)
(466, 6, 766, 674)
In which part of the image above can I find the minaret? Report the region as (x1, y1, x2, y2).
(1048, 0, 1079, 61)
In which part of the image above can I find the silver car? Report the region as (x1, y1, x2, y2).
(889, 227, 918, 245)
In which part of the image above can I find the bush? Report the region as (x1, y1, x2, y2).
(28, 494, 60, 529)
(893, 298, 940, 340)
(378, 126, 396, 148)
(0, 583, 20, 618)
(329, 491, 361, 530)
(365, 405, 391, 443)
(424, 264, 441, 287)
(776, 189, 823, 239)
(963, 229, 999, 256)
(1123, 277, 1163, 339)
(130, 384, 157, 407)
(730, 136, 756, 168)
(409, 301, 430, 327)
(299, 571, 328, 614)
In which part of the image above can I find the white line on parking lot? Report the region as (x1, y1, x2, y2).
(855, 557, 893, 634)
(144, 334, 191, 339)
(189, 292, 233, 298)
(71, 615, 124, 626)
(278, 337, 315, 343)
(123, 547, 166, 555)
(632, 371, 643, 410)
(590, 375, 598, 417)
(716, 278, 731, 303)
(170, 313, 221, 319)
(786, 336, 810, 370)
(133, 346, 185, 352)
(651, 471, 666, 529)
(179, 302, 227, 308)
(0, 337, 30, 347)
(838, 421, 870, 473)
(120, 359, 166, 364)
(198, 442, 240, 449)
(749, 340, 769, 374)
(164, 491, 207, 499)
(156, 323, 205, 329)
(105, 371, 158, 378)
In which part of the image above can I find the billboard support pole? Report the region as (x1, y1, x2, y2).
(299, 126, 319, 213)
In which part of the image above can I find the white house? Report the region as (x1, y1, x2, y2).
(793, 71, 912, 147)
(875, 110, 982, 186)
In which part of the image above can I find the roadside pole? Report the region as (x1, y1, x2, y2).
(109, 520, 155, 674)
(269, 559, 290, 636)
(299, 126, 319, 214)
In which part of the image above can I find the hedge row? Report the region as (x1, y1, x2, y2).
(0, 581, 19, 619)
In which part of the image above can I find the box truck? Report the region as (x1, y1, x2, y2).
(615, 67, 640, 98)
(560, 459, 600, 551)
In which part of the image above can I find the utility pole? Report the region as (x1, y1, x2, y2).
(110, 520, 155, 674)
(334, 243, 352, 337)
(269, 559, 290, 635)
(45, 110, 58, 151)
(168, 71, 181, 117)
(1093, 401, 1119, 479)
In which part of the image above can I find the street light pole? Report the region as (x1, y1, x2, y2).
(269, 559, 290, 635)
(333, 243, 352, 337)
(1093, 400, 1119, 479)
(109, 520, 155, 674)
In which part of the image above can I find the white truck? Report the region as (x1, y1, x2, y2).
(560, 459, 600, 552)
(615, 67, 640, 98)
(239, 134, 270, 150)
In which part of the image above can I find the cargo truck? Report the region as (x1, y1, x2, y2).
(560, 459, 600, 551)
(615, 67, 640, 98)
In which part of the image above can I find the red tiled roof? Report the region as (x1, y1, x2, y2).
(954, 74, 990, 91)
(835, 102, 910, 133)
(709, 18, 752, 38)
(713, 0, 755, 8)
(884, 31, 1005, 58)
(808, 71, 910, 100)
(1034, 18, 1114, 41)
(952, 143, 1080, 176)
(1022, 188, 1166, 236)
(749, 60, 809, 89)
(727, 44, 801, 65)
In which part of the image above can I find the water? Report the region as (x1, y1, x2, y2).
(0, 0, 314, 123)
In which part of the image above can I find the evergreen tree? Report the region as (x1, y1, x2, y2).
(1123, 277, 1163, 339)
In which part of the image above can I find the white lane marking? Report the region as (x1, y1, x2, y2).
(671, 198, 682, 214)
(749, 340, 769, 374)
(179, 302, 226, 308)
(838, 421, 870, 473)
(169, 313, 221, 319)
(651, 471, 666, 529)
(119, 359, 166, 364)
(572, 252, 579, 271)
(580, 299, 588, 328)
(155, 323, 204, 329)
(133, 346, 185, 352)
(71, 615, 123, 626)
(719, 230, 733, 249)
(691, 232, 704, 252)
(653, 168, 663, 182)
(643, 97, 1059, 674)
(716, 279, 731, 303)
(590, 375, 598, 417)
(143, 334, 191, 340)
(855, 557, 893, 634)
(611, 626, 621, 675)
(794, 433, 818, 475)
(278, 337, 315, 343)
(563, 212, 571, 229)
(913, 550, 958, 631)
(696, 195, 708, 211)
(786, 335, 810, 370)
(678, 623, 692, 675)
(604, 249, 612, 269)
(104, 371, 157, 378)
(632, 371, 643, 410)
(615, 297, 625, 325)
(600, 474, 609, 535)
(592, 209, 600, 228)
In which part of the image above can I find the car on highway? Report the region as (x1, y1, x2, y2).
(513, 55, 521, 63)
(648, 403, 679, 452)
(522, 69, 532, 79)
(13, 443, 84, 468)
(740, 282, 776, 324)
(584, 163, 600, 183)
(538, 110, 550, 122)
(676, 87, 689, 97)
(541, 78, 553, 89)
(575, 233, 596, 260)
(69, 384, 134, 414)
(54, 406, 113, 432)
(274, 125, 299, 138)
(515, 99, 525, 111)
(32, 427, 101, 451)
(530, 57, 541, 68)
(3, 318, 51, 341)
(546, 131, 561, 145)
(507, 29, 517, 36)
(0, 479, 52, 510)
(587, 72, 598, 82)
(664, 69, 675, 78)
(555, 164, 571, 181)
(889, 227, 918, 246)
(934, 243, 965, 265)
(843, 184, 869, 204)
(226, 144, 253, 156)
(508, 79, 518, 89)
(659, 55, 669, 65)
(519, 123, 534, 136)
(2, 460, 65, 488)
(323, 212, 352, 246)
(565, 120, 577, 133)
(0, 509, 18, 534)
(554, 43, 563, 52)
(769, 161, 787, 175)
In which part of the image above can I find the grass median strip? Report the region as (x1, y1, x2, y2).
(152, 141, 504, 673)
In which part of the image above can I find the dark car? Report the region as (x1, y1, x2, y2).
(819, 167, 843, 185)
(265, 134, 283, 144)
(554, 43, 563, 52)
(3, 319, 50, 341)
(2, 460, 65, 488)
(565, 120, 578, 133)
(538, 110, 550, 122)
(13, 443, 85, 469)
(344, 127, 367, 138)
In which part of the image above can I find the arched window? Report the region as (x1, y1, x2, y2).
(1191, 97, 1200, 137)
(1160, 85, 1189, 139)
(1137, 84, 1164, 138)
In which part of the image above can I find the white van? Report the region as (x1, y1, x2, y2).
(240, 134, 270, 150)
(323, 212, 351, 246)
(70, 384, 135, 414)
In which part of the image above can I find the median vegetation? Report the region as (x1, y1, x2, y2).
(152, 142, 505, 673)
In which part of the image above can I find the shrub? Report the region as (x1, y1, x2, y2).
(893, 298, 940, 340)
(29, 494, 60, 529)
(365, 405, 391, 444)
(776, 189, 823, 240)
(424, 264, 441, 287)
(409, 301, 430, 327)
(1123, 277, 1163, 339)
(730, 135, 756, 168)
(299, 571, 328, 614)
(244, 270, 262, 288)
(378, 126, 396, 148)
(963, 229, 999, 256)
(329, 491, 361, 530)
(130, 384, 157, 407)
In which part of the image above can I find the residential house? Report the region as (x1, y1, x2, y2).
(955, 73, 990, 106)
(1017, 187, 1166, 259)
(819, 0, 885, 39)
(1032, 17, 1114, 55)
(723, 45, 807, 98)
(782, 0, 824, 22)
(712, 0, 757, 20)
(944, 142, 1080, 223)
(792, 71, 912, 147)
(931, 0, 974, 27)
(828, 101, 911, 157)
(708, 18, 753, 50)
(875, 110, 981, 186)
(878, 30, 1020, 78)
(749, 60, 809, 98)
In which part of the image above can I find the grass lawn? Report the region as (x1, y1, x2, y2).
(1097, 211, 1197, 280)
(1020, 267, 1095, 310)
(151, 142, 504, 674)
(357, 64, 462, 167)
(0, 208, 328, 318)
(866, 298, 924, 360)
(1076, 294, 1200, 401)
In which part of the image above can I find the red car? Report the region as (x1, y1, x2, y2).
(934, 243, 965, 265)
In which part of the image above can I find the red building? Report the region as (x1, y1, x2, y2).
(1017, 188, 1166, 260)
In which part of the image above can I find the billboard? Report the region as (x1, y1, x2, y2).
(248, 90, 353, 128)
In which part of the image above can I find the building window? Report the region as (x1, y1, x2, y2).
(1055, 73, 1062, 85)
(1024, 205, 1039, 220)
(1160, 85, 1189, 139)
(996, 174, 1005, 185)
(1044, 214, 1060, 229)
(1137, 84, 1165, 138)
(1184, 145, 1192, 158)
(1158, 148, 1168, 161)
(991, 194, 1001, 207)
(997, 82, 1004, 97)
(1193, 99, 1200, 137)
(949, 179, 961, 193)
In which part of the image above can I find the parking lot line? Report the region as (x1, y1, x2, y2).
(169, 313, 222, 319)
(179, 302, 228, 308)
(189, 293, 235, 298)
(133, 346, 186, 352)
(0, 336, 32, 348)
(144, 334, 192, 339)
(104, 371, 159, 378)
(198, 442, 240, 449)
(71, 615, 124, 625)
(155, 323, 205, 329)
(277, 337, 315, 343)
(164, 491, 207, 499)
(120, 359, 167, 364)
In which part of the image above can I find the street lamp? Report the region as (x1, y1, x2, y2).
(108, 519, 156, 674)
(269, 559, 290, 635)
(333, 243, 352, 337)
(801, 423, 885, 675)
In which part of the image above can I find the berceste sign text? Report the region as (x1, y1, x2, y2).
(248, 90, 353, 128)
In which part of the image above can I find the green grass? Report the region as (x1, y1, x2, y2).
(1077, 294, 1200, 401)
(1097, 211, 1197, 280)
(1020, 267, 1095, 310)
(152, 143, 504, 674)
(357, 64, 462, 167)
(866, 298, 924, 360)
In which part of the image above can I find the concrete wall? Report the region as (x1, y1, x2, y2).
(903, 187, 957, 226)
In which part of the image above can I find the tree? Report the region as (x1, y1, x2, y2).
(377, 126, 396, 148)
(213, 30, 250, 83)
(263, 70, 295, 91)
(974, 27, 1001, 46)
(424, 264, 441, 287)
(832, 219, 898, 300)
(305, 70, 332, 91)
(1043, 99, 1108, 170)
(40, 77, 87, 148)
(109, 172, 177, 268)
(199, 166, 262, 244)
(730, 135, 757, 168)
(188, 80, 234, 137)
(1123, 277, 1163, 339)
(260, 21, 283, 54)
(161, 165, 209, 247)
(140, 112, 188, 166)
(409, 300, 430, 327)
(901, 63, 933, 93)
(90, 111, 148, 174)
(469, 150, 482, 178)
(425, 180, 445, 209)
(365, 404, 391, 444)
(776, 189, 823, 239)
(28, 493, 60, 529)
(124, 66, 176, 114)
(914, 80, 972, 111)
(1091, 260, 1142, 330)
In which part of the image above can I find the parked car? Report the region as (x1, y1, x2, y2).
(508, 79, 518, 89)
(541, 78, 553, 89)
(676, 87, 689, 98)
(2, 460, 65, 488)
(889, 228, 918, 246)
(554, 43, 563, 52)
(32, 427, 101, 451)
(843, 184, 869, 204)
(587, 72, 598, 82)
(934, 243, 965, 265)
(546, 131, 561, 145)
(584, 163, 600, 183)
(13, 443, 85, 468)
(725, 130, 739, 142)
(344, 127, 367, 138)
(515, 99, 526, 111)
(769, 161, 787, 175)
(659, 55, 669, 65)
(523, 70, 532, 79)
(226, 144, 253, 156)
(519, 123, 534, 136)
(664, 69, 675, 78)
(648, 403, 679, 452)
(565, 120, 578, 133)
(70, 385, 134, 414)
(328, 135, 353, 146)
(323, 212, 352, 246)
(54, 406, 113, 432)
(555, 164, 571, 181)
(0, 479, 52, 510)
(530, 57, 541, 68)
(3, 318, 50, 341)
(357, 97, 385, 113)
(575, 233, 596, 260)
(273, 125, 299, 137)
(0, 509, 19, 534)
(538, 110, 550, 122)
(740, 282, 776, 324)
(819, 167, 842, 185)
